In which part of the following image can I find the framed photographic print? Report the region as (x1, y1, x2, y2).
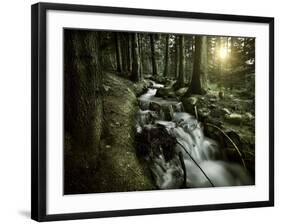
(31, 2, 274, 222)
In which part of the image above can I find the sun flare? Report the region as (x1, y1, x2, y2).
(219, 47, 228, 60)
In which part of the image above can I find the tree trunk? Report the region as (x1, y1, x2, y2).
(174, 36, 179, 78)
(191, 36, 195, 54)
(64, 30, 103, 172)
(121, 34, 128, 74)
(163, 34, 169, 77)
(150, 34, 158, 76)
(218, 37, 223, 87)
(230, 37, 234, 89)
(114, 33, 122, 73)
(127, 33, 132, 72)
(200, 36, 208, 89)
(177, 35, 185, 88)
(188, 36, 205, 95)
(186, 36, 194, 82)
(138, 33, 143, 78)
(131, 33, 141, 81)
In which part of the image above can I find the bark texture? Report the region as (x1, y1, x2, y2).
(132, 33, 141, 81)
(114, 33, 122, 73)
(177, 35, 185, 88)
(188, 36, 205, 94)
(64, 30, 103, 172)
(150, 34, 158, 76)
(163, 34, 170, 77)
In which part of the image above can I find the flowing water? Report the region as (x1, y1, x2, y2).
(136, 81, 253, 189)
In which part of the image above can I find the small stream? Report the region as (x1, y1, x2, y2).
(136, 81, 253, 189)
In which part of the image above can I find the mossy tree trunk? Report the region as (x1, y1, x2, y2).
(150, 34, 158, 76)
(177, 35, 185, 88)
(114, 33, 122, 73)
(64, 30, 103, 171)
(187, 36, 205, 95)
(163, 34, 169, 77)
(218, 37, 223, 87)
(127, 33, 132, 72)
(131, 33, 141, 82)
(138, 33, 143, 78)
(200, 36, 208, 89)
(120, 34, 129, 74)
(174, 36, 179, 79)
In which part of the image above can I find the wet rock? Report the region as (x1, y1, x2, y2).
(187, 96, 198, 105)
(150, 80, 164, 89)
(209, 97, 217, 103)
(167, 91, 176, 98)
(164, 79, 177, 88)
(221, 108, 231, 115)
(155, 87, 174, 98)
(198, 108, 211, 119)
(138, 100, 150, 110)
(245, 112, 254, 120)
(209, 104, 217, 109)
(219, 91, 224, 99)
(155, 88, 166, 98)
(175, 87, 188, 97)
(137, 110, 157, 127)
(173, 102, 184, 113)
(181, 96, 197, 115)
(225, 113, 243, 125)
(149, 102, 161, 112)
(160, 105, 174, 121)
(136, 124, 177, 161)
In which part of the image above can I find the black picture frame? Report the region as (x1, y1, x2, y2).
(31, 2, 274, 222)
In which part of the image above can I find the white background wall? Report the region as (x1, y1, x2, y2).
(0, 0, 279, 223)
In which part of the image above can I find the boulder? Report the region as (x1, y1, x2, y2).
(245, 112, 254, 120)
(175, 87, 188, 97)
(218, 91, 224, 99)
(155, 87, 169, 98)
(198, 108, 211, 118)
(167, 90, 176, 98)
(187, 96, 198, 105)
(149, 101, 161, 112)
(225, 113, 244, 125)
(209, 104, 217, 109)
(221, 108, 231, 115)
(182, 95, 203, 116)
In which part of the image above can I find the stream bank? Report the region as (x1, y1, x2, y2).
(65, 73, 155, 194)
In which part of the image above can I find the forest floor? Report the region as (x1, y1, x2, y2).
(87, 73, 156, 193)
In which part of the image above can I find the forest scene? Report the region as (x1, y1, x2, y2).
(64, 29, 255, 194)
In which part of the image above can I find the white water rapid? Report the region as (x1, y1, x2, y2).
(136, 81, 253, 189)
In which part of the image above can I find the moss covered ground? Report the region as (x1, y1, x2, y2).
(65, 73, 155, 194)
